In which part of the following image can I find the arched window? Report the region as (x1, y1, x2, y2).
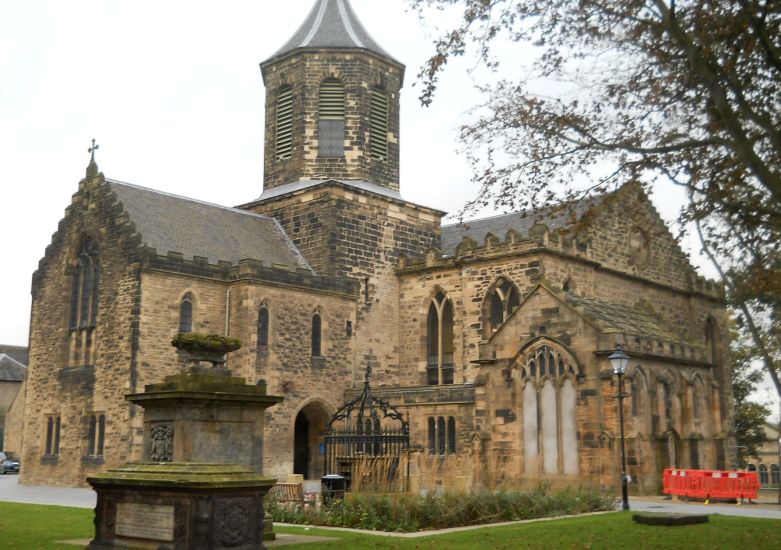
(427, 416, 457, 455)
(275, 85, 293, 160)
(771, 464, 780, 486)
(318, 79, 345, 157)
(486, 278, 520, 334)
(427, 417, 436, 454)
(45, 415, 61, 456)
(426, 292, 454, 385)
(87, 413, 106, 457)
(520, 344, 579, 474)
(447, 417, 457, 454)
(179, 293, 193, 333)
(311, 313, 322, 357)
(69, 237, 100, 331)
(258, 306, 269, 352)
(369, 86, 388, 161)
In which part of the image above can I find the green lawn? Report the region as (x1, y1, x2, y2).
(1, 501, 780, 550)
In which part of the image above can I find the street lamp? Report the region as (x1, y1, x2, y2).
(609, 344, 630, 511)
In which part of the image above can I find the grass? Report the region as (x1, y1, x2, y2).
(274, 513, 781, 549)
(1, 501, 781, 549)
(0, 502, 92, 549)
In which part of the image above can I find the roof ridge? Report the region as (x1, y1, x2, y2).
(441, 194, 604, 229)
(105, 179, 276, 221)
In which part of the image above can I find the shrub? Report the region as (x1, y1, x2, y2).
(265, 487, 614, 532)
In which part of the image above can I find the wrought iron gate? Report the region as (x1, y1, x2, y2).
(324, 366, 410, 492)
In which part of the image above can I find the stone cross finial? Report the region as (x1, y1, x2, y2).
(88, 138, 99, 161)
(86, 138, 100, 178)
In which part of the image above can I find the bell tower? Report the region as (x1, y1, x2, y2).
(260, 0, 404, 192)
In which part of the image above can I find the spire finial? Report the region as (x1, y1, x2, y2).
(86, 138, 100, 178)
(88, 138, 99, 161)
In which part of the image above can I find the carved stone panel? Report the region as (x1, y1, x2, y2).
(149, 422, 174, 462)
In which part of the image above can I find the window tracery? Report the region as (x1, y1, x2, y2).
(426, 292, 454, 385)
(518, 343, 579, 475)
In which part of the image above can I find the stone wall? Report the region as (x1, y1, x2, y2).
(250, 183, 442, 387)
(21, 174, 143, 486)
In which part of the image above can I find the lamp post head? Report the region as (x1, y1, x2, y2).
(609, 344, 630, 375)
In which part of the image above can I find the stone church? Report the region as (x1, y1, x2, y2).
(15, 0, 732, 493)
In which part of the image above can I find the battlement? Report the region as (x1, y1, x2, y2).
(138, 247, 358, 296)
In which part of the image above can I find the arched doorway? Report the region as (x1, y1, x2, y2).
(293, 402, 330, 480)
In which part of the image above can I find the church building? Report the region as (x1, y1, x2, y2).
(16, 0, 732, 493)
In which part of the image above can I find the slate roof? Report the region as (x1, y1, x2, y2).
(441, 198, 599, 256)
(256, 178, 403, 202)
(0, 354, 27, 382)
(268, 0, 398, 64)
(107, 180, 312, 272)
(565, 294, 679, 343)
(0, 345, 28, 366)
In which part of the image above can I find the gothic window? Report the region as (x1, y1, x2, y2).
(426, 292, 454, 385)
(45, 415, 61, 456)
(69, 237, 100, 331)
(369, 86, 388, 161)
(311, 313, 322, 357)
(520, 344, 579, 474)
(486, 278, 520, 334)
(318, 79, 345, 157)
(771, 464, 780, 485)
(87, 414, 106, 457)
(258, 306, 269, 352)
(179, 293, 193, 333)
(427, 416, 457, 455)
(275, 85, 293, 160)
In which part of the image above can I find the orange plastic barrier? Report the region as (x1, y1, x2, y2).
(662, 469, 759, 501)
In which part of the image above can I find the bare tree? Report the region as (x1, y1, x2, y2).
(410, 0, 780, 398)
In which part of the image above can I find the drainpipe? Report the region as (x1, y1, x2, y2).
(225, 287, 232, 336)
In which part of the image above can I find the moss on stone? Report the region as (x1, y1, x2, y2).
(172, 332, 241, 353)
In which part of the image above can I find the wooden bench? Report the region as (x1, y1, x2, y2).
(269, 482, 305, 509)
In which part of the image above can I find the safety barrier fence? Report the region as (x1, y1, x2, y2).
(663, 468, 760, 501)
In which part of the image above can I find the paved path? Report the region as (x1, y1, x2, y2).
(628, 496, 781, 520)
(0, 474, 95, 509)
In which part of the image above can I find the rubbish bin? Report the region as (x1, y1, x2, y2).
(321, 474, 345, 504)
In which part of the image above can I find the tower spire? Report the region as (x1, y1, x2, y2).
(266, 0, 399, 65)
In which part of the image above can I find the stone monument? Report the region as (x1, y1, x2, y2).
(87, 334, 282, 549)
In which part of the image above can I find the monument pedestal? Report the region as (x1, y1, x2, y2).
(88, 463, 274, 549)
(87, 347, 283, 549)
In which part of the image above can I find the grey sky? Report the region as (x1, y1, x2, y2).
(0, 0, 713, 347)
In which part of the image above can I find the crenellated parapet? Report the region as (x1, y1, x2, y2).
(399, 223, 591, 272)
(137, 247, 358, 296)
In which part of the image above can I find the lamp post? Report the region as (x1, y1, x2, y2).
(609, 344, 630, 511)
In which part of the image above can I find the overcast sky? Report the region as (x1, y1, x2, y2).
(0, 0, 721, 346)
